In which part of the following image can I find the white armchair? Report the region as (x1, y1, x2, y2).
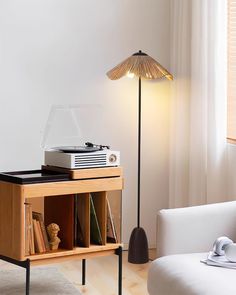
(147, 201, 236, 295)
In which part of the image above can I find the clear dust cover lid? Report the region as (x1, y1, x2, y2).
(41, 104, 106, 151)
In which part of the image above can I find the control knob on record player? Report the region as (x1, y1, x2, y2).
(109, 154, 117, 163)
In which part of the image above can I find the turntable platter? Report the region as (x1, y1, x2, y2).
(53, 146, 101, 153)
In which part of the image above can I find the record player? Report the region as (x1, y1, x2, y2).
(42, 105, 120, 169)
(45, 142, 120, 169)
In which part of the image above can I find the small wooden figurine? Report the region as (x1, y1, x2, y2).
(47, 223, 61, 250)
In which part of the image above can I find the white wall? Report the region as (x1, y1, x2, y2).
(0, 0, 171, 246)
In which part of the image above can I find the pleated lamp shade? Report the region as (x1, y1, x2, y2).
(106, 50, 173, 81)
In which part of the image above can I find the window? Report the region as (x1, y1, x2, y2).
(228, 0, 236, 143)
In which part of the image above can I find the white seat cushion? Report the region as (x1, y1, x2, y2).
(148, 252, 236, 295)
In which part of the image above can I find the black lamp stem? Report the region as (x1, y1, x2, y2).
(137, 76, 141, 228)
(128, 75, 149, 264)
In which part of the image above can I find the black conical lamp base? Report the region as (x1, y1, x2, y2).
(128, 227, 149, 264)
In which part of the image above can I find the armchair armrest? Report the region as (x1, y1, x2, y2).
(157, 201, 236, 257)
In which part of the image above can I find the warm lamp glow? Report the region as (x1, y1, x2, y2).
(126, 71, 135, 78)
(165, 74, 174, 81)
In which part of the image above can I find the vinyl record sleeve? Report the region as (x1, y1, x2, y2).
(90, 195, 102, 245)
(107, 197, 118, 243)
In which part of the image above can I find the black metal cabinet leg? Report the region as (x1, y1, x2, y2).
(118, 248, 122, 295)
(25, 259, 30, 295)
(115, 246, 122, 295)
(0, 255, 30, 295)
(82, 259, 86, 285)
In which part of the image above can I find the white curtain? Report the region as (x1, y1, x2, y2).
(169, 0, 228, 208)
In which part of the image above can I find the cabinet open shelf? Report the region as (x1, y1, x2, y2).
(24, 191, 121, 258)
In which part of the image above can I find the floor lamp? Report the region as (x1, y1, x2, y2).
(106, 50, 173, 264)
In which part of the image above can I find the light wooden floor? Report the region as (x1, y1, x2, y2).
(0, 250, 156, 295)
